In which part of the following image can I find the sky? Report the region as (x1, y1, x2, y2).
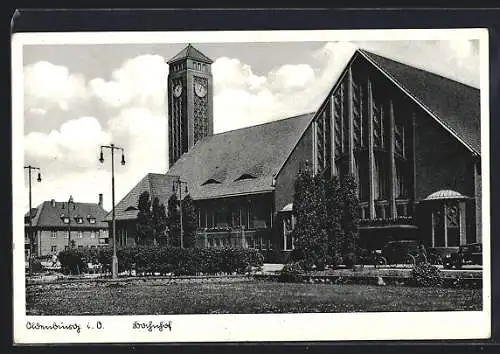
(21, 37, 481, 212)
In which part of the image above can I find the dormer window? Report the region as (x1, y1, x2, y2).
(202, 178, 222, 186)
(87, 214, 96, 224)
(125, 206, 139, 212)
(235, 173, 256, 182)
(60, 214, 70, 224)
(74, 215, 84, 224)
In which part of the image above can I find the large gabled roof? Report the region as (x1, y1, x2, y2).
(104, 173, 179, 221)
(358, 49, 481, 155)
(167, 44, 214, 64)
(167, 112, 315, 201)
(25, 201, 108, 228)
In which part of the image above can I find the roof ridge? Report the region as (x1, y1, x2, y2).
(212, 112, 315, 137)
(358, 48, 479, 90)
(104, 174, 150, 219)
(358, 49, 479, 155)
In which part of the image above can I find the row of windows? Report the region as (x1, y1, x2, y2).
(171, 61, 208, 73)
(199, 205, 271, 230)
(358, 200, 412, 220)
(50, 230, 107, 239)
(331, 75, 411, 161)
(49, 244, 109, 253)
(59, 214, 97, 224)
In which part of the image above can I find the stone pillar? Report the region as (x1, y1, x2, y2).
(330, 97, 336, 177)
(367, 78, 375, 219)
(459, 200, 467, 245)
(388, 100, 397, 218)
(347, 68, 355, 175)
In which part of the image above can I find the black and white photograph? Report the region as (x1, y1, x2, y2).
(12, 27, 490, 343)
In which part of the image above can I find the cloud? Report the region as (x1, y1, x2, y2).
(212, 41, 356, 133)
(24, 116, 111, 169)
(90, 54, 168, 113)
(24, 61, 89, 113)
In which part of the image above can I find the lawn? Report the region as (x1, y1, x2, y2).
(26, 279, 482, 315)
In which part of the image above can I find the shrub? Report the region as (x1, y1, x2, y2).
(58, 249, 89, 275)
(411, 262, 442, 287)
(343, 252, 357, 268)
(58, 246, 264, 276)
(279, 262, 304, 283)
(30, 259, 43, 274)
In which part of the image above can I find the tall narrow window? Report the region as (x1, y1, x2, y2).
(352, 77, 364, 149)
(374, 155, 389, 200)
(333, 89, 343, 157)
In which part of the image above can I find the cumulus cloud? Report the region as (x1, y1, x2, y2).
(24, 61, 89, 114)
(24, 116, 111, 169)
(90, 54, 169, 113)
(212, 41, 356, 133)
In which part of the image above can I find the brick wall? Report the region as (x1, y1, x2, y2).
(274, 125, 313, 213)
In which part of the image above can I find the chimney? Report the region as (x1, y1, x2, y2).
(98, 193, 103, 208)
(51, 199, 56, 207)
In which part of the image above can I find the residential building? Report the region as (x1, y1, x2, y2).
(24, 194, 109, 258)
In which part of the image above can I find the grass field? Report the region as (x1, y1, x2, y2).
(26, 279, 482, 315)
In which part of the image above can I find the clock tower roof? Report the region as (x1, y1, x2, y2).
(167, 43, 214, 64)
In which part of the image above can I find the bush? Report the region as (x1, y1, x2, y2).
(58, 246, 264, 276)
(30, 259, 43, 274)
(343, 252, 357, 268)
(411, 262, 442, 287)
(58, 249, 90, 274)
(279, 262, 304, 283)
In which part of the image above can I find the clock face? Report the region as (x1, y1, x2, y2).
(194, 82, 207, 98)
(173, 84, 183, 98)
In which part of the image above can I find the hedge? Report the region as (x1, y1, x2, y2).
(58, 246, 264, 276)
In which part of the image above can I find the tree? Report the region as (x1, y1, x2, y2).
(167, 193, 181, 247)
(136, 191, 153, 245)
(291, 162, 328, 270)
(152, 197, 168, 246)
(340, 175, 360, 255)
(182, 194, 198, 248)
(324, 175, 344, 262)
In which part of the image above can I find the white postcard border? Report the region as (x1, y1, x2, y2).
(12, 28, 491, 344)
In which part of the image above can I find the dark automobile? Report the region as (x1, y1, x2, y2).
(443, 243, 482, 269)
(381, 240, 422, 265)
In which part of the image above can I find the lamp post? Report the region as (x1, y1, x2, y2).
(172, 178, 188, 248)
(65, 195, 74, 248)
(24, 165, 42, 276)
(99, 143, 126, 279)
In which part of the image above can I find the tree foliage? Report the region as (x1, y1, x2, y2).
(167, 193, 181, 247)
(291, 163, 328, 270)
(291, 162, 360, 269)
(152, 197, 168, 246)
(182, 194, 198, 248)
(136, 191, 153, 245)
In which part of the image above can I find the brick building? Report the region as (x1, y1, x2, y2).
(107, 45, 481, 259)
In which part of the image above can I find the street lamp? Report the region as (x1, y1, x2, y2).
(99, 143, 126, 279)
(62, 195, 75, 249)
(172, 178, 188, 248)
(24, 165, 42, 276)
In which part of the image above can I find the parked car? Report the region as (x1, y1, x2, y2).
(381, 240, 422, 265)
(443, 243, 482, 269)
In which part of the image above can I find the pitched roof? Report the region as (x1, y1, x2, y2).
(105, 173, 179, 221)
(25, 201, 108, 228)
(358, 49, 481, 154)
(167, 112, 314, 201)
(167, 44, 214, 64)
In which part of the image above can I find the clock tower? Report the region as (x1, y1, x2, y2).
(167, 44, 214, 169)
